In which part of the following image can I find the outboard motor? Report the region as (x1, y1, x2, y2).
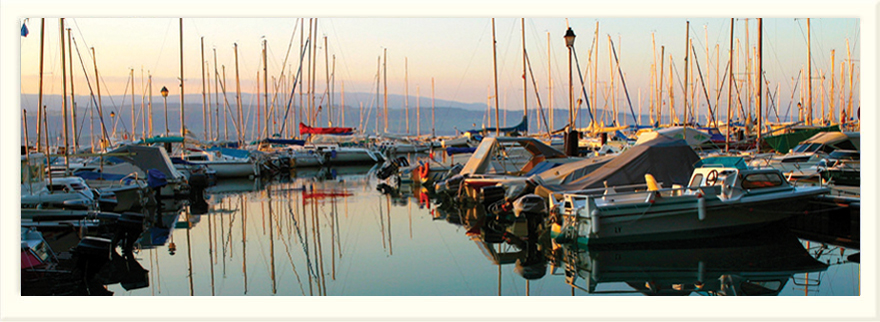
(513, 194, 547, 220)
(112, 212, 146, 254)
(72, 236, 113, 280)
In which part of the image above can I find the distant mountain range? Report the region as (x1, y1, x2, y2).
(20, 92, 669, 145)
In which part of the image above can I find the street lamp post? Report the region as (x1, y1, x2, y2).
(563, 27, 578, 156)
(161, 86, 169, 136)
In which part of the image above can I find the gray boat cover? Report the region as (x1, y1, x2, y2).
(540, 135, 700, 192)
(108, 145, 184, 180)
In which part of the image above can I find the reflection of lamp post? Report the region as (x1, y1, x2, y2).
(161, 86, 169, 136)
(563, 27, 577, 156)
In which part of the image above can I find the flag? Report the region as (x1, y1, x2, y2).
(21, 22, 29, 37)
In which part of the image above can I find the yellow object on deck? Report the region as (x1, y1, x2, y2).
(645, 174, 660, 191)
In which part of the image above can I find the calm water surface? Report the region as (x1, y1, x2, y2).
(107, 164, 860, 296)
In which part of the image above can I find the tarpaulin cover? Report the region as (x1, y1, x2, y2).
(541, 135, 700, 192)
(446, 147, 477, 156)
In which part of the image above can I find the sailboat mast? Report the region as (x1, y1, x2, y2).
(726, 18, 734, 153)
(807, 18, 812, 125)
(756, 18, 762, 154)
(683, 21, 690, 128)
(522, 18, 527, 134)
(492, 18, 500, 136)
(36, 19, 44, 152)
(658, 46, 665, 126)
(264, 39, 269, 135)
(432, 77, 436, 137)
(149, 74, 153, 137)
(91, 47, 107, 150)
(130, 69, 135, 138)
(416, 85, 420, 136)
(383, 48, 388, 133)
(405, 57, 409, 134)
(201, 37, 207, 141)
(234, 43, 244, 144)
(179, 18, 185, 145)
(60, 18, 70, 167)
(67, 28, 77, 152)
(324, 36, 330, 127)
(548, 32, 553, 131)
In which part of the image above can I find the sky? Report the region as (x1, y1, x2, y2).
(17, 16, 861, 124)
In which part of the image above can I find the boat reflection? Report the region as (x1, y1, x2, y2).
(558, 223, 829, 296)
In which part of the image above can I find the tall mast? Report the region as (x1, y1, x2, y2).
(312, 19, 318, 127)
(264, 39, 269, 136)
(205, 61, 211, 141)
(431, 77, 436, 137)
(807, 18, 812, 125)
(492, 18, 500, 136)
(234, 43, 243, 144)
(179, 18, 185, 143)
(651, 32, 657, 126)
(67, 27, 77, 152)
(91, 47, 107, 150)
(324, 36, 330, 126)
(416, 85, 420, 136)
(405, 57, 409, 134)
(830, 50, 835, 123)
(756, 18, 763, 154)
(383, 48, 388, 133)
(683, 21, 690, 128)
(726, 18, 734, 153)
(298, 19, 304, 132)
(60, 18, 69, 167)
(846, 38, 853, 126)
(36, 19, 44, 152)
(521, 18, 527, 134)
(658, 46, 665, 125)
(130, 69, 135, 138)
(213, 48, 219, 140)
(149, 73, 153, 137)
(201, 37, 207, 140)
(547, 32, 553, 131)
(223, 65, 228, 140)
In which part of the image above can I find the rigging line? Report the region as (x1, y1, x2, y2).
(782, 69, 802, 121)
(71, 36, 109, 144)
(276, 37, 310, 136)
(449, 19, 491, 107)
(267, 19, 301, 113)
(215, 69, 244, 139)
(607, 36, 638, 127)
(524, 51, 550, 135)
(570, 45, 596, 126)
(690, 43, 717, 126)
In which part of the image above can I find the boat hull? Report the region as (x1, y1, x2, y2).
(559, 189, 827, 246)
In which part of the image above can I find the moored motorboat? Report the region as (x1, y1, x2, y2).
(551, 156, 829, 245)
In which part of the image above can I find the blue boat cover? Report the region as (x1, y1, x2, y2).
(147, 169, 168, 188)
(262, 138, 306, 146)
(446, 147, 477, 156)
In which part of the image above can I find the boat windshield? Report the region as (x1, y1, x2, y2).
(741, 173, 784, 189)
(791, 143, 822, 153)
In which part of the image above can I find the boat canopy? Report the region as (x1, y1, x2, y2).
(694, 156, 748, 170)
(260, 138, 306, 146)
(459, 137, 567, 176)
(791, 131, 858, 153)
(634, 126, 711, 147)
(107, 145, 183, 180)
(540, 135, 700, 192)
(762, 124, 841, 153)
